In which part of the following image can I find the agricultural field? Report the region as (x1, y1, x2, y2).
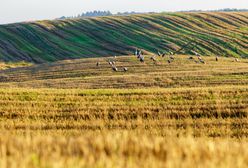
(0, 9, 248, 168)
(0, 55, 247, 167)
(0, 12, 247, 62)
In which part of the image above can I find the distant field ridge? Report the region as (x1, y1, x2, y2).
(0, 12, 247, 63)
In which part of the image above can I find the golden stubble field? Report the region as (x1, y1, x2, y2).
(0, 55, 248, 168)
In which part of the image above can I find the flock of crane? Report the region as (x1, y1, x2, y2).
(96, 55, 128, 72)
(96, 48, 241, 72)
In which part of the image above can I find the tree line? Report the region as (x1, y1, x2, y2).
(59, 8, 248, 20)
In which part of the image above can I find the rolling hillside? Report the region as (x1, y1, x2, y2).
(0, 12, 247, 63)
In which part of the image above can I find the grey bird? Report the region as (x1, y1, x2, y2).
(140, 56, 145, 63)
(135, 49, 138, 57)
(150, 56, 156, 62)
(192, 51, 200, 56)
(235, 58, 240, 62)
(157, 51, 161, 56)
(200, 59, 206, 64)
(216, 56, 219, 61)
(137, 50, 142, 59)
(112, 66, 118, 72)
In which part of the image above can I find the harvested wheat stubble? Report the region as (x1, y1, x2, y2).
(0, 55, 247, 167)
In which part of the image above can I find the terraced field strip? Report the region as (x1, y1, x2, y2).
(0, 12, 247, 62)
(0, 55, 247, 89)
(0, 86, 247, 137)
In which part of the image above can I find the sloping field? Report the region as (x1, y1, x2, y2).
(0, 55, 247, 167)
(0, 12, 247, 62)
(0, 55, 247, 88)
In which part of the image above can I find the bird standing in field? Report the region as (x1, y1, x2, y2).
(96, 62, 100, 66)
(157, 51, 161, 56)
(200, 59, 206, 64)
(135, 49, 145, 63)
(192, 50, 200, 56)
(150, 56, 157, 64)
(170, 56, 175, 60)
(108, 60, 113, 65)
(216, 56, 219, 62)
(197, 56, 206, 64)
(235, 58, 240, 62)
(135, 49, 138, 57)
(139, 56, 145, 63)
(112, 65, 118, 72)
(136, 49, 142, 59)
(150, 56, 156, 61)
(123, 67, 128, 72)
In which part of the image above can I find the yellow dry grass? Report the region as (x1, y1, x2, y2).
(0, 55, 247, 167)
(1, 133, 248, 168)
